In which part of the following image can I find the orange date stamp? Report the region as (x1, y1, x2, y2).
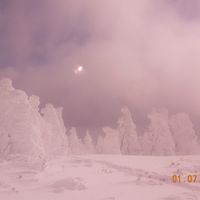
(172, 174, 200, 183)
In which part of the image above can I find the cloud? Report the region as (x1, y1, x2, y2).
(1, 0, 200, 128)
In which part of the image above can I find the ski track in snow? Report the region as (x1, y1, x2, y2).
(0, 155, 199, 200)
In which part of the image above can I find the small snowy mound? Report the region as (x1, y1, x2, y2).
(50, 178, 86, 193)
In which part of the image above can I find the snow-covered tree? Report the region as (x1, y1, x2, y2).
(0, 78, 69, 162)
(41, 104, 68, 156)
(102, 127, 121, 154)
(169, 113, 200, 155)
(56, 107, 67, 137)
(0, 78, 14, 91)
(96, 135, 104, 154)
(29, 95, 40, 112)
(117, 106, 141, 154)
(68, 127, 82, 154)
(83, 130, 95, 154)
(0, 78, 45, 161)
(142, 108, 175, 155)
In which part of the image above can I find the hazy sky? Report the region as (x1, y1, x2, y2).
(1, 0, 200, 129)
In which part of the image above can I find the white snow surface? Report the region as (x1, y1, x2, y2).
(0, 155, 199, 200)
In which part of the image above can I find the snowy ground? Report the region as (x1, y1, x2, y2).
(0, 155, 199, 200)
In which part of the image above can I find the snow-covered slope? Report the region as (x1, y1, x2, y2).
(0, 155, 199, 200)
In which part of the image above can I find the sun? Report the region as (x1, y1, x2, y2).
(78, 66, 83, 72)
(74, 65, 84, 74)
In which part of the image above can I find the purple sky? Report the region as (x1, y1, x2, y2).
(1, 0, 200, 130)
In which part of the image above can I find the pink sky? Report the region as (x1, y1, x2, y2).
(0, 0, 200, 130)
